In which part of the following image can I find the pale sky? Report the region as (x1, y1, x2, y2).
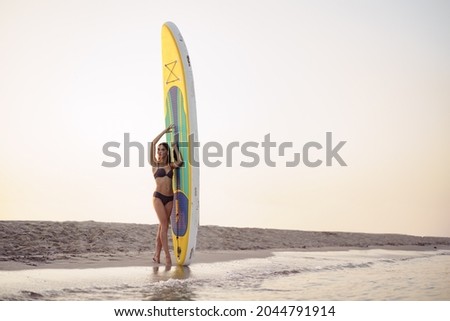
(1, 0, 449, 237)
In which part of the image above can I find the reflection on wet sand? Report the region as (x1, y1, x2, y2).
(145, 266, 193, 300)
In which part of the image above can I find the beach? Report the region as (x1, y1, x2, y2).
(1, 220, 449, 271)
(1, 221, 450, 301)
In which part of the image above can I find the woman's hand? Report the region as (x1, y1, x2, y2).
(166, 124, 175, 133)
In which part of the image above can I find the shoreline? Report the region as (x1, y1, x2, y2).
(1, 220, 450, 271)
(1, 245, 449, 272)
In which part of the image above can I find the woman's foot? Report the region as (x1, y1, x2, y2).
(152, 256, 160, 264)
(165, 255, 172, 266)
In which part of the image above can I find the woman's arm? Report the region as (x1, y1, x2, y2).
(171, 142, 184, 168)
(149, 124, 174, 166)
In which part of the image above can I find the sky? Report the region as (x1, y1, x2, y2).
(1, 0, 449, 237)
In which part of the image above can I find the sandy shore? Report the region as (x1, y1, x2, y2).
(1, 220, 449, 270)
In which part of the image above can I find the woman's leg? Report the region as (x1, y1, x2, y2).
(153, 225, 162, 263)
(164, 201, 173, 265)
(153, 197, 170, 265)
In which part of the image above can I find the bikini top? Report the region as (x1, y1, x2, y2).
(153, 167, 173, 179)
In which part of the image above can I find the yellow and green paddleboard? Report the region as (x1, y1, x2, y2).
(161, 22, 199, 266)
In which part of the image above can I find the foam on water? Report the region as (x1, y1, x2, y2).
(1, 249, 449, 300)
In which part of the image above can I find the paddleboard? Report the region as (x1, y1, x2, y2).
(161, 22, 199, 266)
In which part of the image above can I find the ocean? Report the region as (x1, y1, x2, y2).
(1, 249, 449, 301)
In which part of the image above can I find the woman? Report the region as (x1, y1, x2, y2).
(150, 124, 183, 266)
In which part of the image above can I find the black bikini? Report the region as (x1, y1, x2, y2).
(153, 166, 174, 205)
(153, 191, 173, 206)
(153, 167, 173, 179)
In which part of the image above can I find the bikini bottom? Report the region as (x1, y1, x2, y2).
(153, 191, 174, 206)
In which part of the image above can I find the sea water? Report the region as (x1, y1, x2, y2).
(1, 249, 449, 301)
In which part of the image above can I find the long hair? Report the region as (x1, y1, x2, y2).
(158, 142, 170, 165)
